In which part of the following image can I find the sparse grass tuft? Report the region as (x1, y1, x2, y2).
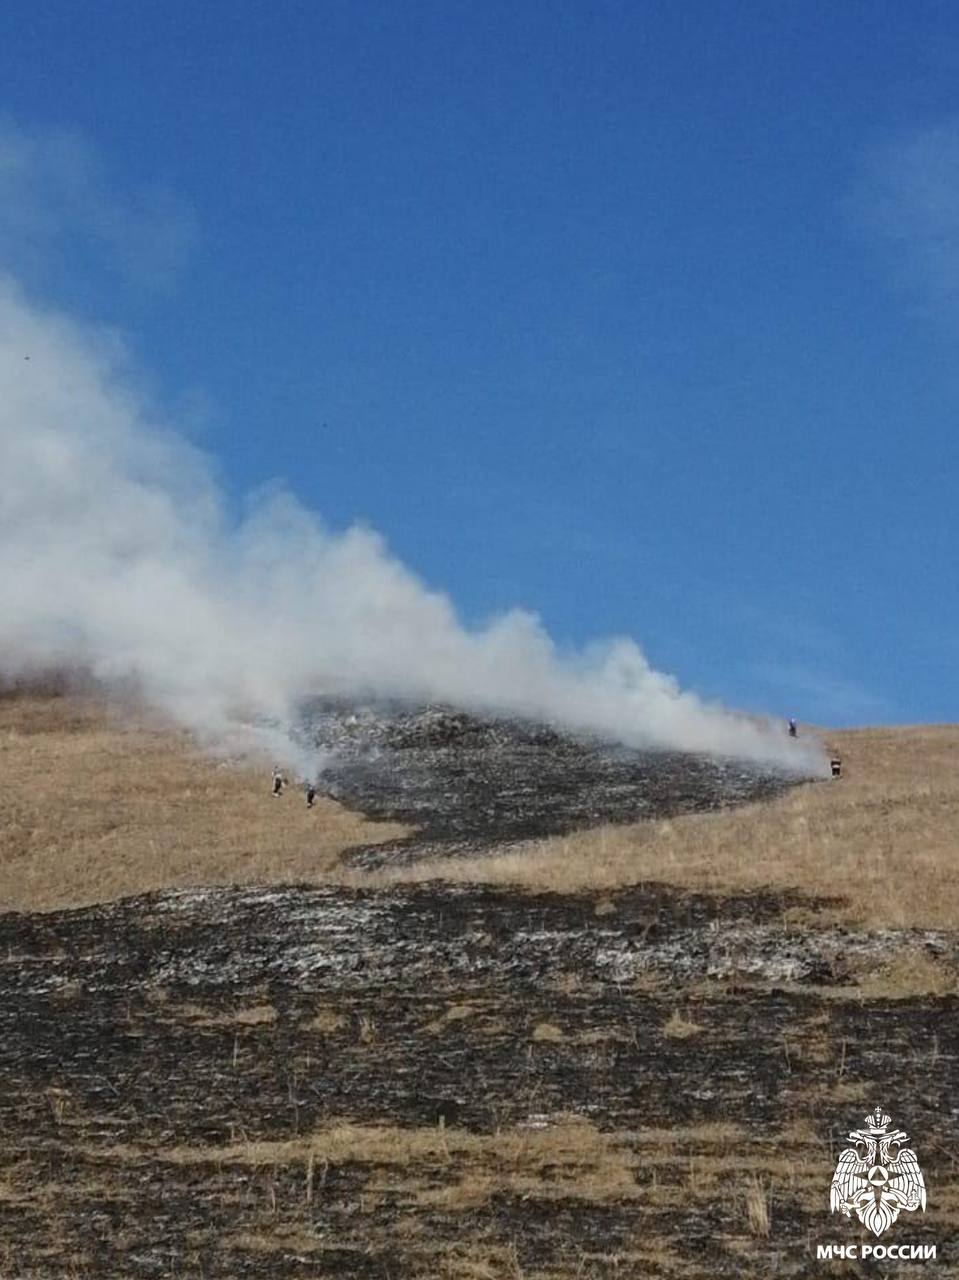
(531, 1022, 564, 1043)
(661, 1010, 704, 1040)
(309, 1008, 346, 1034)
(745, 1175, 771, 1237)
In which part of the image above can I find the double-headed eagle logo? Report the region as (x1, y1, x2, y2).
(830, 1107, 926, 1237)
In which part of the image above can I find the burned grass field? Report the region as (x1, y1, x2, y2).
(311, 701, 804, 869)
(2, 692, 959, 1277)
(0, 882, 957, 1277)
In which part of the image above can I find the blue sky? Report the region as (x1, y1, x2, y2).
(1, 0, 957, 726)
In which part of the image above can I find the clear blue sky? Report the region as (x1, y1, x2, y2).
(1, 0, 957, 725)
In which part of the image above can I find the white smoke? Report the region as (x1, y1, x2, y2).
(0, 276, 824, 777)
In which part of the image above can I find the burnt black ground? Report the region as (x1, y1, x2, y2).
(308, 702, 805, 867)
(0, 882, 956, 1278)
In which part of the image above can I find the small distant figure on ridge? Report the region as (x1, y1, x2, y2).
(830, 756, 842, 779)
(271, 767, 285, 797)
(306, 782, 317, 809)
(787, 718, 798, 738)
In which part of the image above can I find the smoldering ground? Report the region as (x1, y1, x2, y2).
(307, 701, 806, 868)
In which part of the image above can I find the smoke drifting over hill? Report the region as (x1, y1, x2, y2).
(0, 279, 823, 776)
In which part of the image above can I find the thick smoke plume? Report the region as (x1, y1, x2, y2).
(0, 278, 824, 777)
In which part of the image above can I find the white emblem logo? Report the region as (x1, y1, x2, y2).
(830, 1107, 926, 1237)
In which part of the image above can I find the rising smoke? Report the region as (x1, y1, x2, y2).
(0, 276, 825, 777)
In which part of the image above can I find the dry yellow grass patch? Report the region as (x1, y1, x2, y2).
(92, 1117, 824, 1221)
(422, 1002, 479, 1034)
(377, 726, 959, 928)
(630, 1122, 743, 1151)
(102, 1118, 786, 1218)
(308, 1007, 347, 1033)
(819, 1080, 878, 1106)
(0, 690, 408, 912)
(98, 1115, 628, 1178)
(853, 946, 957, 998)
(174, 1003, 278, 1027)
(661, 1010, 704, 1040)
(531, 1021, 564, 1042)
(744, 1175, 771, 1237)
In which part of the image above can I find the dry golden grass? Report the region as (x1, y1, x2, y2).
(97, 1116, 635, 1196)
(852, 945, 958, 998)
(744, 1175, 771, 1237)
(4, 691, 959, 931)
(378, 726, 959, 928)
(97, 1117, 743, 1168)
(661, 1010, 704, 1040)
(422, 1001, 480, 1034)
(0, 690, 407, 912)
(309, 1007, 347, 1033)
(87, 1117, 733, 1211)
(530, 1021, 564, 1042)
(85, 1116, 836, 1227)
(173, 1002, 278, 1027)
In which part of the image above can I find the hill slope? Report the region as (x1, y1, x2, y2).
(0, 690, 957, 1277)
(393, 724, 959, 929)
(0, 690, 408, 912)
(2, 690, 957, 928)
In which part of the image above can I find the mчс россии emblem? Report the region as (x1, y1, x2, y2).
(830, 1107, 926, 1237)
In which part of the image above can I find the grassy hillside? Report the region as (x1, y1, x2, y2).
(1, 689, 957, 1277)
(0, 689, 408, 912)
(395, 725, 959, 929)
(3, 689, 957, 927)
